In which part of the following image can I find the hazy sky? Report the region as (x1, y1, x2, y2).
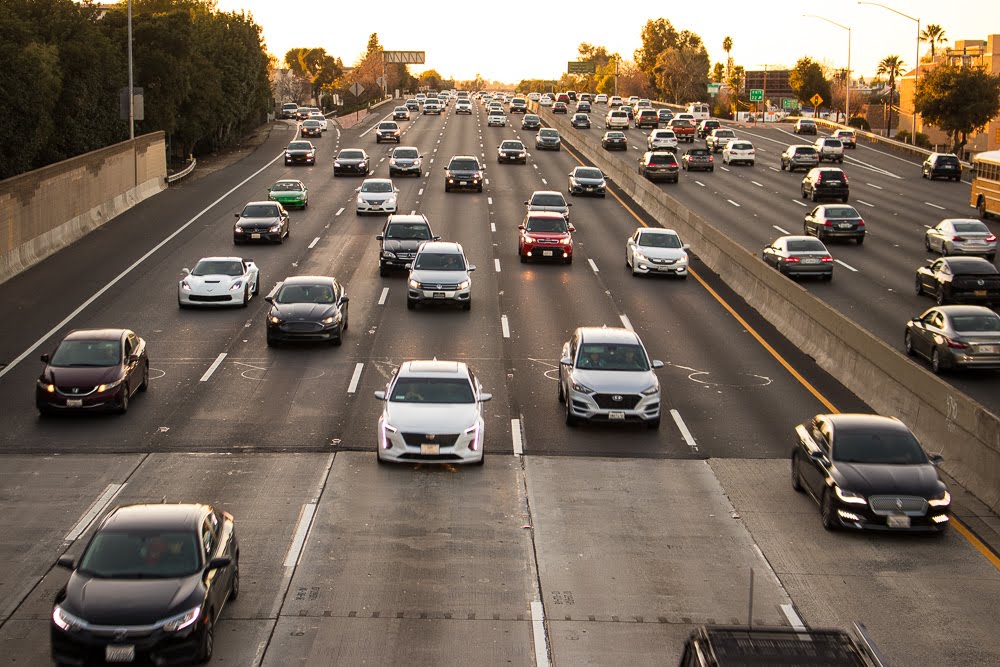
(216, 0, 999, 82)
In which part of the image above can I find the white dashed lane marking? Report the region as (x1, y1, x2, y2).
(378, 288, 389, 305)
(588, 259, 599, 272)
(347, 363, 364, 394)
(773, 225, 790, 234)
(835, 259, 859, 272)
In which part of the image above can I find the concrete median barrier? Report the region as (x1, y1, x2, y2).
(531, 101, 1000, 514)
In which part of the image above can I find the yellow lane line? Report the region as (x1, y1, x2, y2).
(952, 517, 1000, 569)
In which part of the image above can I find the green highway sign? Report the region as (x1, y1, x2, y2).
(749, 89, 763, 102)
(707, 83, 721, 95)
(567, 61, 596, 74)
(782, 98, 797, 109)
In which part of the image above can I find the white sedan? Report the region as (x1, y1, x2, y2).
(356, 178, 399, 215)
(179, 257, 260, 307)
(625, 228, 690, 278)
(539, 96, 553, 107)
(722, 140, 755, 166)
(307, 112, 328, 131)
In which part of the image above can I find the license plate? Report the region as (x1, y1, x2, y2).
(105, 645, 135, 662)
(969, 240, 985, 244)
(433, 292, 446, 299)
(978, 344, 999, 353)
(975, 290, 988, 297)
(828, 181, 842, 185)
(838, 223, 852, 229)
(420, 444, 440, 455)
(887, 515, 911, 529)
(608, 411, 626, 420)
(251, 233, 261, 239)
(802, 258, 820, 264)
(542, 250, 553, 256)
(66, 398, 83, 408)
(459, 181, 467, 185)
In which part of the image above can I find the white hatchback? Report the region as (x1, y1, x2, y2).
(722, 140, 756, 166)
(355, 178, 399, 215)
(647, 129, 678, 152)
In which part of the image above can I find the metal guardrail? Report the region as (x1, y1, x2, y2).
(166, 158, 197, 184)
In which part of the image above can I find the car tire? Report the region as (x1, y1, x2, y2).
(915, 277, 924, 295)
(463, 300, 471, 311)
(253, 278, 260, 295)
(791, 453, 804, 492)
(197, 616, 214, 664)
(376, 454, 387, 465)
(931, 348, 944, 374)
(379, 264, 390, 277)
(139, 364, 149, 392)
(565, 256, 572, 265)
(842, 196, 849, 203)
(117, 385, 129, 415)
(557, 379, 565, 403)
(241, 286, 249, 307)
(904, 331, 916, 356)
(925, 237, 933, 251)
(749, 161, 755, 167)
(646, 417, 660, 430)
(229, 558, 240, 601)
(564, 399, 578, 427)
(988, 254, 996, 263)
(942, 244, 950, 256)
(780, 162, 786, 171)
(820, 490, 838, 531)
(936, 287, 947, 305)
(856, 236, 864, 246)
(266, 336, 277, 347)
(407, 298, 416, 310)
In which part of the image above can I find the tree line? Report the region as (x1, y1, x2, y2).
(0, 0, 272, 181)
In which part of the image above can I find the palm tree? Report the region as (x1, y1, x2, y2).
(877, 55, 904, 135)
(920, 24, 947, 59)
(723, 36, 733, 75)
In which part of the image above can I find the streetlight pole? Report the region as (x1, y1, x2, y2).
(858, 2, 920, 143)
(803, 14, 851, 124)
(127, 0, 134, 141)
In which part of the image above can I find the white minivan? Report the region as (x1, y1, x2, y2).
(686, 103, 710, 121)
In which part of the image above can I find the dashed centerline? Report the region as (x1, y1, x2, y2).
(501, 315, 510, 338)
(835, 259, 859, 272)
(772, 225, 790, 234)
(308, 237, 320, 249)
(619, 314, 634, 331)
(924, 201, 946, 210)
(727, 199, 741, 207)
(494, 258, 501, 272)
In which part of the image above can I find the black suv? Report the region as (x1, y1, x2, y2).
(638, 151, 679, 183)
(697, 119, 721, 139)
(922, 153, 963, 181)
(801, 167, 849, 202)
(376, 214, 439, 276)
(444, 155, 485, 192)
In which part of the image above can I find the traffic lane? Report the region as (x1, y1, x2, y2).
(712, 458, 1000, 666)
(2, 452, 332, 664)
(548, 621, 691, 667)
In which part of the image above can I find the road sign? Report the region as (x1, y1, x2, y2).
(349, 82, 364, 97)
(782, 98, 797, 110)
(749, 89, 763, 102)
(383, 51, 425, 64)
(567, 61, 596, 74)
(810, 93, 824, 107)
(707, 83, 721, 95)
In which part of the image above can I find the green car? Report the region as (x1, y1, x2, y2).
(268, 179, 308, 208)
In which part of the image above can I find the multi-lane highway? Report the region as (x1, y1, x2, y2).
(1, 97, 999, 666)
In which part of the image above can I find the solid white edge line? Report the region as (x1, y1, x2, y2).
(0, 148, 288, 382)
(501, 315, 510, 338)
(619, 314, 634, 331)
(347, 363, 364, 393)
(65, 483, 127, 542)
(835, 259, 859, 272)
(199, 353, 227, 382)
(308, 237, 320, 249)
(588, 258, 599, 272)
(670, 410, 698, 451)
(378, 287, 389, 305)
(494, 258, 501, 272)
(283, 502, 318, 567)
(781, 603, 806, 631)
(531, 599, 551, 667)
(511, 418, 523, 456)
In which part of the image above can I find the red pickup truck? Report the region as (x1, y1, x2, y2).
(668, 118, 696, 143)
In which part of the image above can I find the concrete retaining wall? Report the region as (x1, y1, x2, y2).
(0, 132, 167, 285)
(532, 102, 1000, 513)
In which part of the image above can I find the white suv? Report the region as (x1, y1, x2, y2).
(814, 137, 845, 163)
(647, 129, 678, 152)
(374, 359, 492, 465)
(406, 241, 475, 310)
(605, 110, 629, 129)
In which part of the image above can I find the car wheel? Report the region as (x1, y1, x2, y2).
(915, 277, 924, 295)
(978, 198, 989, 219)
(229, 558, 240, 600)
(557, 379, 565, 403)
(241, 285, 249, 307)
(904, 331, 916, 356)
(252, 277, 260, 295)
(709, 168, 714, 172)
(935, 287, 947, 306)
(942, 244, 950, 256)
(646, 417, 660, 430)
(842, 196, 849, 203)
(406, 298, 416, 310)
(988, 254, 996, 263)
(463, 299, 471, 311)
(856, 236, 864, 246)
(925, 237, 933, 251)
(139, 364, 149, 392)
(117, 385, 129, 414)
(791, 452, 804, 491)
(801, 188, 808, 199)
(564, 399, 578, 427)
(931, 348, 944, 374)
(376, 453, 387, 465)
(780, 162, 786, 171)
(379, 264, 390, 277)
(749, 161, 755, 167)
(197, 616, 214, 664)
(820, 490, 838, 531)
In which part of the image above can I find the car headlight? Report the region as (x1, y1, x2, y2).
(269, 315, 282, 325)
(181, 281, 192, 291)
(321, 314, 341, 325)
(285, 152, 292, 158)
(634, 252, 648, 263)
(269, 223, 282, 232)
(334, 161, 341, 167)
(408, 279, 422, 289)
(457, 280, 470, 290)
(834, 486, 867, 505)
(53, 605, 86, 632)
(382, 251, 396, 258)
(306, 152, 314, 158)
(230, 281, 243, 291)
(380, 420, 397, 449)
(561, 238, 572, 245)
(97, 377, 126, 393)
(928, 490, 951, 507)
(359, 161, 367, 168)
(38, 379, 55, 393)
(640, 383, 659, 396)
(386, 196, 397, 206)
(356, 196, 365, 205)
(161, 606, 201, 633)
(571, 380, 595, 394)
(389, 159, 398, 166)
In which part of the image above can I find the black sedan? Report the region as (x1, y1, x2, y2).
(36, 328, 149, 415)
(915, 257, 1000, 305)
(233, 201, 289, 244)
(602, 131, 628, 151)
(284, 140, 316, 165)
(568, 166, 607, 197)
(266, 276, 349, 346)
(791, 414, 950, 532)
(51, 504, 238, 665)
(333, 148, 369, 176)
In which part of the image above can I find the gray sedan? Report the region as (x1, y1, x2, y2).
(925, 218, 997, 261)
(905, 305, 1000, 373)
(762, 235, 833, 280)
(803, 205, 866, 244)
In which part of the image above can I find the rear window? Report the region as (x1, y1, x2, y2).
(795, 147, 818, 155)
(649, 154, 677, 165)
(953, 221, 989, 233)
(822, 139, 843, 147)
(948, 259, 998, 274)
(339, 150, 364, 159)
(531, 194, 567, 206)
(731, 142, 752, 150)
(952, 314, 1000, 332)
(824, 206, 860, 219)
(937, 155, 960, 165)
(818, 171, 846, 181)
(787, 239, 827, 252)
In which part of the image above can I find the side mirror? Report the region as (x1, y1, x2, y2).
(523, 200, 529, 205)
(206, 556, 232, 571)
(376, 235, 384, 240)
(40, 353, 50, 363)
(567, 202, 573, 207)
(911, 316, 922, 323)
(518, 224, 526, 230)
(808, 449, 826, 460)
(374, 390, 386, 400)
(925, 259, 935, 266)
(479, 393, 493, 402)
(129, 354, 140, 364)
(404, 263, 412, 270)
(264, 295, 274, 304)
(930, 453, 944, 465)
(340, 296, 349, 304)
(56, 555, 75, 570)
(682, 244, 690, 251)
(568, 225, 576, 232)
(468, 265, 476, 272)
(560, 357, 573, 366)
(234, 213, 240, 218)
(651, 360, 664, 369)
(432, 236, 441, 241)
(181, 268, 191, 276)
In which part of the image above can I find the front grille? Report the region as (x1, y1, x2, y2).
(281, 322, 322, 333)
(536, 239, 561, 245)
(396, 252, 415, 259)
(869, 495, 928, 516)
(401, 433, 459, 447)
(190, 295, 232, 302)
(651, 258, 676, 265)
(240, 224, 273, 232)
(57, 386, 98, 396)
(593, 394, 641, 409)
(421, 283, 461, 290)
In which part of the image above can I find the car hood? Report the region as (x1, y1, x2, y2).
(286, 147, 313, 154)
(337, 157, 367, 164)
(834, 462, 944, 498)
(391, 157, 420, 165)
(359, 192, 395, 203)
(185, 274, 243, 288)
(383, 239, 423, 253)
(572, 176, 605, 186)
(409, 269, 471, 284)
(44, 365, 120, 387)
(447, 169, 481, 176)
(271, 303, 338, 321)
(537, 135, 560, 143)
(236, 216, 280, 228)
(571, 369, 657, 393)
(525, 231, 570, 241)
(384, 402, 479, 432)
(63, 574, 200, 626)
(635, 247, 686, 261)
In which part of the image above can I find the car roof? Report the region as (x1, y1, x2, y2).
(935, 305, 1000, 316)
(386, 214, 429, 225)
(449, 155, 480, 162)
(777, 235, 817, 242)
(101, 503, 210, 532)
(416, 241, 463, 253)
(196, 256, 246, 263)
(940, 218, 984, 225)
(530, 190, 564, 197)
(638, 227, 679, 236)
(245, 200, 280, 207)
(820, 413, 909, 435)
(362, 178, 393, 185)
(399, 360, 469, 377)
(273, 179, 304, 186)
(527, 211, 568, 220)
(64, 328, 126, 341)
(576, 326, 642, 345)
(280, 275, 337, 286)
(392, 145, 419, 152)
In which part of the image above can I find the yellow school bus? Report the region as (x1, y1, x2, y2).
(971, 150, 1000, 219)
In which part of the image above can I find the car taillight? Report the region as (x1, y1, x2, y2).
(857, 220, 865, 227)
(987, 235, 997, 242)
(708, 155, 714, 161)
(785, 257, 801, 263)
(946, 338, 969, 350)
(821, 256, 834, 263)
(824, 220, 833, 227)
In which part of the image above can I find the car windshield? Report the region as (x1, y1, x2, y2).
(275, 283, 335, 304)
(385, 223, 431, 240)
(414, 252, 465, 270)
(192, 260, 243, 276)
(525, 115, 539, 121)
(531, 194, 566, 207)
(449, 160, 478, 171)
(526, 217, 568, 233)
(394, 149, 418, 158)
(339, 150, 364, 159)
(490, 112, 504, 117)
(501, 142, 523, 150)
(951, 313, 1000, 332)
(378, 123, 396, 130)
(242, 204, 279, 218)
(576, 343, 650, 371)
(361, 181, 392, 193)
(288, 142, 311, 150)
(540, 130, 558, 138)
(390, 377, 474, 403)
(303, 121, 320, 127)
(824, 206, 860, 219)
(832, 430, 928, 465)
(953, 222, 988, 233)
(672, 120, 692, 127)
(639, 232, 681, 248)
(78, 531, 201, 578)
(576, 168, 602, 179)
(271, 181, 302, 192)
(787, 239, 827, 252)
(50, 339, 121, 367)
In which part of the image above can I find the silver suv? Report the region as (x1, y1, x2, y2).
(559, 327, 664, 429)
(406, 241, 475, 310)
(781, 145, 820, 172)
(814, 137, 844, 163)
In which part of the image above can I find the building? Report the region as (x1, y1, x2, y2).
(898, 34, 1000, 155)
(744, 69, 794, 104)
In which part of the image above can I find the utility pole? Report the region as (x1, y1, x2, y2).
(614, 56, 619, 98)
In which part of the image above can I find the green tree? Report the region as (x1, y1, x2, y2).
(876, 55, 905, 133)
(788, 57, 832, 106)
(920, 24, 948, 59)
(916, 64, 1000, 154)
(711, 62, 725, 83)
(653, 42, 710, 104)
(722, 36, 733, 74)
(634, 18, 679, 77)
(284, 47, 343, 100)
